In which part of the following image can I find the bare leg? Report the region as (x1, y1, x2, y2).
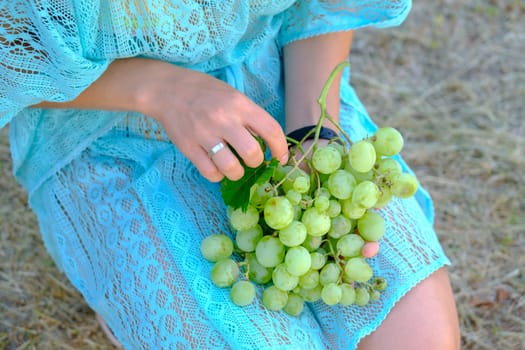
(357, 268, 460, 350)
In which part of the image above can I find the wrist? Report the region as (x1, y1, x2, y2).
(286, 125, 340, 147)
(131, 59, 178, 117)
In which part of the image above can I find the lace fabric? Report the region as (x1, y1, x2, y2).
(0, 1, 450, 349)
(31, 104, 448, 349)
(2, 0, 413, 193)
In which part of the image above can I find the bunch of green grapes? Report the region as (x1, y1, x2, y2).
(200, 126, 420, 316)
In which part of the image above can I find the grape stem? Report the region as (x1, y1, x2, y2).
(316, 61, 354, 147)
(325, 239, 345, 283)
(275, 61, 355, 191)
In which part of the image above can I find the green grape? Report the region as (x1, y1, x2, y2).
(321, 283, 342, 305)
(279, 221, 307, 247)
(374, 187, 393, 209)
(391, 173, 419, 198)
(339, 283, 356, 306)
(345, 164, 374, 182)
(344, 257, 373, 283)
(282, 168, 310, 193)
(285, 246, 312, 276)
(301, 208, 331, 237)
(328, 215, 354, 239)
(272, 263, 299, 291)
(263, 196, 294, 230)
(336, 234, 365, 258)
(357, 211, 385, 241)
(375, 157, 402, 179)
(312, 145, 342, 174)
(228, 205, 260, 231)
(302, 234, 323, 252)
(327, 169, 356, 200)
(327, 199, 342, 218)
(246, 253, 273, 284)
(369, 289, 381, 302)
(210, 259, 239, 288)
(354, 286, 371, 306)
(348, 140, 377, 173)
(315, 187, 331, 199)
(255, 236, 285, 268)
(293, 175, 310, 194)
(236, 225, 263, 252)
(262, 285, 289, 311)
(351, 181, 380, 209)
(372, 127, 404, 156)
(283, 293, 305, 316)
(319, 262, 342, 285)
(285, 189, 302, 206)
(341, 199, 366, 219)
(298, 284, 322, 302)
(200, 234, 234, 262)
(309, 250, 327, 270)
(314, 195, 330, 212)
(299, 194, 314, 210)
(293, 205, 302, 221)
(249, 182, 275, 208)
(230, 280, 256, 306)
(298, 269, 320, 290)
(328, 142, 346, 157)
(372, 277, 388, 291)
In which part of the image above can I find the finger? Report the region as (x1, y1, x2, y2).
(207, 141, 245, 181)
(246, 116, 288, 165)
(361, 241, 380, 258)
(223, 128, 264, 168)
(186, 147, 224, 182)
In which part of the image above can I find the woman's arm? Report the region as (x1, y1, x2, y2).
(35, 58, 289, 182)
(283, 31, 379, 259)
(283, 31, 353, 133)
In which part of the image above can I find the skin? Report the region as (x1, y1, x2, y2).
(36, 58, 289, 182)
(282, 31, 380, 258)
(35, 30, 460, 348)
(357, 268, 461, 350)
(284, 33, 460, 349)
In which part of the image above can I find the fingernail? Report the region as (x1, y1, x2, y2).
(280, 153, 289, 165)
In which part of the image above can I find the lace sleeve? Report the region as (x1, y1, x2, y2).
(0, 1, 111, 128)
(278, 0, 412, 46)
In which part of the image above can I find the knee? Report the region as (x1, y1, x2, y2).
(418, 268, 461, 350)
(418, 308, 461, 350)
(358, 268, 461, 350)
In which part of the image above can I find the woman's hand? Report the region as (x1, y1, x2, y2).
(37, 58, 289, 182)
(137, 60, 289, 182)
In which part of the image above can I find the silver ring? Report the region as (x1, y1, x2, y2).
(207, 141, 226, 157)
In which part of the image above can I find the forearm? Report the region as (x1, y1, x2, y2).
(33, 56, 289, 182)
(34, 58, 183, 116)
(283, 31, 353, 133)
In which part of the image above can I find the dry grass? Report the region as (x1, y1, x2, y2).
(1, 0, 524, 349)
(352, 0, 525, 349)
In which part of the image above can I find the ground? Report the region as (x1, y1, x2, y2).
(1, 1, 524, 349)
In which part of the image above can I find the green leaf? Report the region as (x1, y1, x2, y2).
(220, 158, 278, 211)
(256, 158, 278, 185)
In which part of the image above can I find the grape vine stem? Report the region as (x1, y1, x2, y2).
(275, 61, 354, 191)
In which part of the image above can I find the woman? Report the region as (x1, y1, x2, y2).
(1, 1, 460, 349)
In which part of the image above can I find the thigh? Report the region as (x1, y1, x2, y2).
(308, 196, 452, 349)
(357, 268, 460, 350)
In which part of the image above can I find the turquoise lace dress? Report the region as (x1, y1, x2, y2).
(1, 1, 449, 349)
